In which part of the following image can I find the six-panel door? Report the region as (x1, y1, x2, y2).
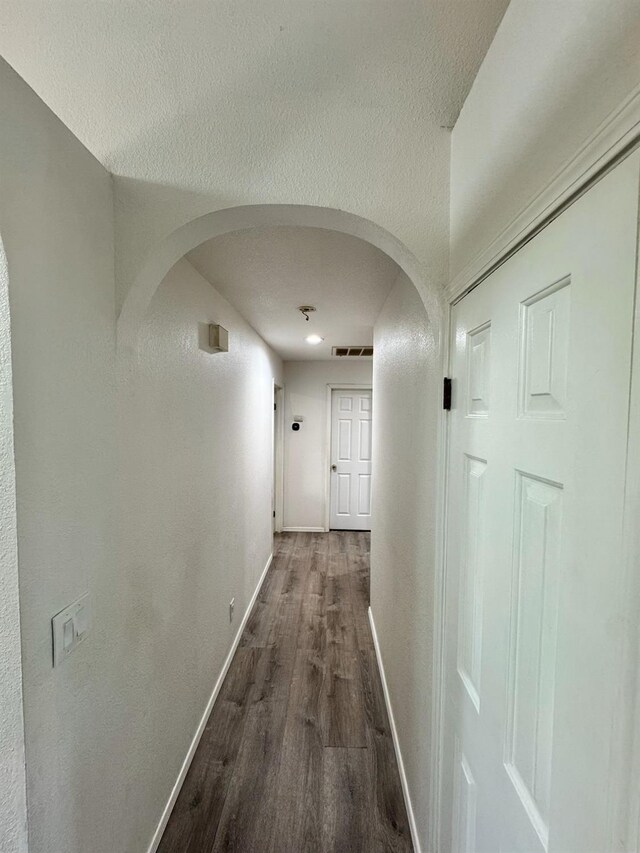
(330, 389, 372, 530)
(444, 151, 640, 853)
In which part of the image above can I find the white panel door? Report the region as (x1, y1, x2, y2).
(444, 151, 640, 853)
(330, 389, 372, 530)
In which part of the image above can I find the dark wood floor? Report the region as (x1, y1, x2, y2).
(158, 531, 413, 853)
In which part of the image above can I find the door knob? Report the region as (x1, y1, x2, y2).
(331, 464, 337, 472)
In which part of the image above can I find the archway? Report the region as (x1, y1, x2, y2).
(116, 204, 446, 852)
(116, 204, 444, 352)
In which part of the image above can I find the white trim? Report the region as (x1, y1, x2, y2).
(368, 606, 422, 853)
(429, 306, 452, 853)
(146, 551, 273, 853)
(611, 158, 640, 852)
(447, 85, 640, 302)
(324, 383, 373, 532)
(273, 381, 285, 533)
(281, 526, 325, 533)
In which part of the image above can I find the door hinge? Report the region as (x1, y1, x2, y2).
(273, 510, 276, 518)
(443, 377, 452, 411)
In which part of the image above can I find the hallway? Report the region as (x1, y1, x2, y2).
(3, 6, 640, 851)
(158, 532, 413, 852)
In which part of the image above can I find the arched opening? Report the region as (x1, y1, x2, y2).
(117, 205, 444, 850)
(117, 204, 443, 351)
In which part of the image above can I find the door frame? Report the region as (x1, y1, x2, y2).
(273, 381, 285, 534)
(431, 141, 640, 853)
(324, 383, 373, 533)
(429, 308, 452, 853)
(614, 216, 640, 851)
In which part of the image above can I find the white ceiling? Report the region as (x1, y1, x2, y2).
(0, 1, 509, 175)
(187, 227, 401, 360)
(0, 0, 509, 326)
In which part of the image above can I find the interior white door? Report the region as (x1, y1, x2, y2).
(443, 150, 640, 853)
(330, 389, 372, 530)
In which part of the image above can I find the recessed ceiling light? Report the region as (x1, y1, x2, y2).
(305, 334, 324, 345)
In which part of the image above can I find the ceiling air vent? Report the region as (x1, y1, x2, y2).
(332, 346, 374, 357)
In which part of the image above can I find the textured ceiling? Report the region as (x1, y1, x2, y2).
(0, 1, 509, 173)
(187, 226, 401, 360)
(0, 0, 509, 324)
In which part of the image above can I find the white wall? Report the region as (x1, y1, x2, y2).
(117, 258, 282, 849)
(0, 59, 116, 853)
(283, 359, 372, 531)
(451, 0, 640, 279)
(1, 58, 283, 853)
(370, 271, 441, 850)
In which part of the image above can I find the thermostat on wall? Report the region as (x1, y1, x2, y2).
(209, 324, 229, 353)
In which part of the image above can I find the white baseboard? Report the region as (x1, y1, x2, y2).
(281, 526, 326, 533)
(368, 606, 422, 853)
(146, 551, 273, 853)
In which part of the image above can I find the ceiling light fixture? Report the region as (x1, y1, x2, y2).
(298, 305, 316, 322)
(305, 334, 324, 345)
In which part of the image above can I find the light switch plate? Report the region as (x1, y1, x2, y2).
(51, 593, 91, 666)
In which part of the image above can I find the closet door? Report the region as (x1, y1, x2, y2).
(444, 150, 640, 853)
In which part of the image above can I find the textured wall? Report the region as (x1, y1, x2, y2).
(283, 359, 373, 530)
(0, 59, 283, 853)
(0, 59, 116, 853)
(451, 0, 640, 279)
(370, 272, 441, 849)
(0, 235, 28, 852)
(116, 258, 282, 850)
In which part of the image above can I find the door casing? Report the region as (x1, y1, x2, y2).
(272, 381, 284, 534)
(324, 382, 373, 532)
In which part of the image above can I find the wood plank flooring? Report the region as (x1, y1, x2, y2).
(158, 531, 413, 853)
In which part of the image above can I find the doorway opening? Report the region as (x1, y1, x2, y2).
(327, 385, 373, 531)
(273, 382, 284, 534)
(117, 205, 440, 853)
